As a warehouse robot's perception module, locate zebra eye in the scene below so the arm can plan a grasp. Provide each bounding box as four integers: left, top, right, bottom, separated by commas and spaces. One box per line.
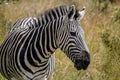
70, 32, 76, 36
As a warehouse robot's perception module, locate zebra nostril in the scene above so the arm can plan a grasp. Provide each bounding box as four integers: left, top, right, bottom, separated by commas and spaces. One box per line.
81, 50, 90, 61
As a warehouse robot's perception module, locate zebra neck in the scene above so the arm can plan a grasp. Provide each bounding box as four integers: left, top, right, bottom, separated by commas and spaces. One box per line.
35, 20, 63, 61
33, 16, 65, 61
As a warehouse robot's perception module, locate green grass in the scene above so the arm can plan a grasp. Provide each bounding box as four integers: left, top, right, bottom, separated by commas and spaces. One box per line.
0, 0, 120, 80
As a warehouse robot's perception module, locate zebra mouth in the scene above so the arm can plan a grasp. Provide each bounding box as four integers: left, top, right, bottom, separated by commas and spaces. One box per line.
74, 59, 90, 70
74, 64, 82, 70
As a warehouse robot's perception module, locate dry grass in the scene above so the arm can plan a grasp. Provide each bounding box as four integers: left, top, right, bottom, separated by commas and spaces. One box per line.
0, 0, 120, 80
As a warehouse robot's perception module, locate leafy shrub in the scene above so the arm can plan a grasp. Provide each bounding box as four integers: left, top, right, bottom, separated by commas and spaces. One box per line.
101, 29, 120, 54
100, 29, 110, 47
98, 0, 109, 12
0, 0, 19, 4
97, 0, 118, 12
0, 0, 9, 4
100, 28, 120, 80
114, 7, 120, 23
100, 9, 120, 79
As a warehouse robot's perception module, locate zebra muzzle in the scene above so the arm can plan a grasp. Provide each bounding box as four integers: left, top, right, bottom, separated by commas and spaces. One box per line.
74, 59, 90, 70
74, 51, 90, 70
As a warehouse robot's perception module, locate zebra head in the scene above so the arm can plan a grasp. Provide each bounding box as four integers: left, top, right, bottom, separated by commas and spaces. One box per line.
57, 5, 90, 70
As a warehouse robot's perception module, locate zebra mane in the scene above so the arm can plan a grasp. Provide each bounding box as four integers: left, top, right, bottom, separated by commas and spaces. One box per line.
38, 5, 70, 24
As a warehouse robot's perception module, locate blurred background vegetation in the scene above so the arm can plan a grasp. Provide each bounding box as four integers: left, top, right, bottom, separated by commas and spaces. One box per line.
0, 0, 120, 80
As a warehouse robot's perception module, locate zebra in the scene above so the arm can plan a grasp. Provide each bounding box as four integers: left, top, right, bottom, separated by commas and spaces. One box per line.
0, 5, 90, 80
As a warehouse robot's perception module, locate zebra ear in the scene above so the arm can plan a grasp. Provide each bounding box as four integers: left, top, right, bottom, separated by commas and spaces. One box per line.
74, 7, 86, 20
68, 5, 76, 20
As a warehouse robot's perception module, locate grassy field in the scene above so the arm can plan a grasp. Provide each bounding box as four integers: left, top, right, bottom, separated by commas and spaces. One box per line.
0, 0, 120, 80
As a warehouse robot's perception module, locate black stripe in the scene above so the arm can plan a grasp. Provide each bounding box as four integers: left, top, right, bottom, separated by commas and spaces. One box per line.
55, 8, 60, 18
37, 18, 41, 27
36, 27, 47, 59
50, 21, 56, 49
48, 12, 52, 21
42, 25, 47, 56
46, 23, 53, 53
45, 15, 48, 23
51, 10, 57, 19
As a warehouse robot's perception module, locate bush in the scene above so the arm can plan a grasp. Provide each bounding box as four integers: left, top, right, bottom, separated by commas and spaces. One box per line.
101, 29, 120, 53
100, 29, 110, 47
114, 7, 120, 23
100, 8, 120, 79
100, 28, 120, 80
0, 0, 19, 4
96, 0, 118, 12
